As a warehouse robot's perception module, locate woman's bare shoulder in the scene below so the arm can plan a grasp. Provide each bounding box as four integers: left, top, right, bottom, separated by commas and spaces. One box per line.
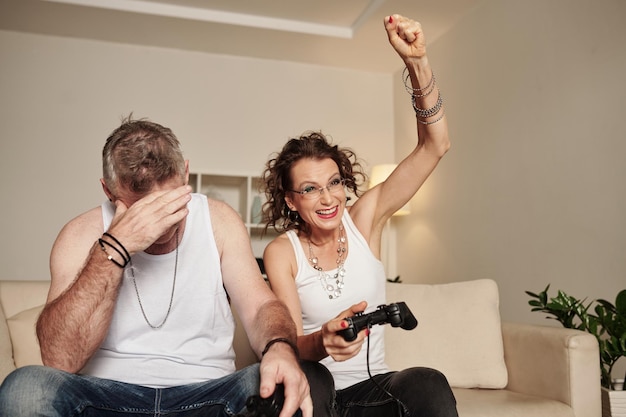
264, 231, 292, 255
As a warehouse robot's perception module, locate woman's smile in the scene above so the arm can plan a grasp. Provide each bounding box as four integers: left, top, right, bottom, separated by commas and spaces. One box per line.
315, 205, 340, 219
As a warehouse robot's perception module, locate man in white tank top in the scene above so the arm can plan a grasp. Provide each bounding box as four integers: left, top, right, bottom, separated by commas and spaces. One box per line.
0, 117, 336, 417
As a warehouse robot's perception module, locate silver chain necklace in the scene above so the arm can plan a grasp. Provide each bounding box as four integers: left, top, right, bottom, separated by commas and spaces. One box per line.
128, 229, 179, 329
307, 223, 347, 299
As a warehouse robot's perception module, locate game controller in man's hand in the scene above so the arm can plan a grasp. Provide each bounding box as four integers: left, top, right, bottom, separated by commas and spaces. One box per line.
235, 384, 285, 417
338, 302, 418, 342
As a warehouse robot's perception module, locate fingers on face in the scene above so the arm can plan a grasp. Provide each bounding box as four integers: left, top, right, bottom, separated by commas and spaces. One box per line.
142, 186, 190, 216
139, 184, 191, 203
165, 193, 191, 217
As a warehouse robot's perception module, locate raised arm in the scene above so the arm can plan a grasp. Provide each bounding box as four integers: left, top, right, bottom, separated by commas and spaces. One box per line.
351, 14, 450, 246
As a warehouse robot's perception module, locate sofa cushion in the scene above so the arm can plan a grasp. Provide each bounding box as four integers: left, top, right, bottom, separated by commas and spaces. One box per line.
385, 279, 508, 389
451, 387, 575, 417
6, 305, 44, 367
0, 305, 16, 381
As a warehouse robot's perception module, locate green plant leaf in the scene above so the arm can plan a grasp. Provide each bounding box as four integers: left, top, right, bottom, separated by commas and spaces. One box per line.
616, 289, 626, 316
526, 284, 626, 388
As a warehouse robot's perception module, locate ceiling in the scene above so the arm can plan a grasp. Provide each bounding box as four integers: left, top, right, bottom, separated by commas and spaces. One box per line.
0, 0, 481, 73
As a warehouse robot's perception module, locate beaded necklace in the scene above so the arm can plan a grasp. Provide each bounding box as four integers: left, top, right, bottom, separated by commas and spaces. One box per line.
307, 223, 347, 299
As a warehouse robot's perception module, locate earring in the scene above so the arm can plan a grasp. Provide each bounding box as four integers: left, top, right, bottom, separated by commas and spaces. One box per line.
286, 209, 300, 225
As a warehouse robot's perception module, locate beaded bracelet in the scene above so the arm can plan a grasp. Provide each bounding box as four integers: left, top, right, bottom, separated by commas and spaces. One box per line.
261, 337, 299, 358
411, 90, 443, 119
417, 110, 446, 125
98, 238, 129, 268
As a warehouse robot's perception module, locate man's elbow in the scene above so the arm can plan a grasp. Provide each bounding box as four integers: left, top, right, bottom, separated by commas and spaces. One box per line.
40, 352, 83, 374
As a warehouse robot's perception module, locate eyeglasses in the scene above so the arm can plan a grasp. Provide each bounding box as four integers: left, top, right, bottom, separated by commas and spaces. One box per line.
290, 177, 345, 200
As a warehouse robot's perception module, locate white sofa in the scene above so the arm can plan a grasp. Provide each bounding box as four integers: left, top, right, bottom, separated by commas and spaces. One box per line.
0, 279, 601, 417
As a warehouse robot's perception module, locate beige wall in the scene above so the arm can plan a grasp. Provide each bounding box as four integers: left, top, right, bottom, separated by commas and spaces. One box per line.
0, 30, 394, 281
395, 0, 626, 336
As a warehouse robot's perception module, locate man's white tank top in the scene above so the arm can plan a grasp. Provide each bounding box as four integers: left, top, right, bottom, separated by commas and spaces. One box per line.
286, 210, 389, 390
81, 193, 236, 388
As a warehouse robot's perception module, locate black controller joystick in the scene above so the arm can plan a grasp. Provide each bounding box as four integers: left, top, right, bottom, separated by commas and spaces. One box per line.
235, 384, 285, 417
338, 302, 418, 342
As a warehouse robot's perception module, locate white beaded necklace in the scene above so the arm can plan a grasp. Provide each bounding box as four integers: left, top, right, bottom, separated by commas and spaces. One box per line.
307, 223, 347, 299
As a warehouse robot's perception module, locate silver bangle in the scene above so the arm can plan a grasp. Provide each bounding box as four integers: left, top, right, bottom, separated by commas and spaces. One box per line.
417, 110, 446, 125
412, 90, 443, 119
403, 67, 436, 98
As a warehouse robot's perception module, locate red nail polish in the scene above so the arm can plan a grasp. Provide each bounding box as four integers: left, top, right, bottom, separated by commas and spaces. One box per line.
341, 320, 347, 329
389, 16, 393, 24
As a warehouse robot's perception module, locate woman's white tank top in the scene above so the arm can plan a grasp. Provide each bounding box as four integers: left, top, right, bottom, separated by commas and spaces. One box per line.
287, 210, 389, 390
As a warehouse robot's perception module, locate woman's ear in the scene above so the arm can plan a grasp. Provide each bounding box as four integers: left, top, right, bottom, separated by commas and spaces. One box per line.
284, 195, 296, 211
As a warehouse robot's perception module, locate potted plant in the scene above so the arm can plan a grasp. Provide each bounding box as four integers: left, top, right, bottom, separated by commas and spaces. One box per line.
526, 286, 626, 417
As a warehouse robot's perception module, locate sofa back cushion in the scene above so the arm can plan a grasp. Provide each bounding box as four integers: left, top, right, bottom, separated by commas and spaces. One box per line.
0, 303, 16, 382
384, 279, 508, 389
0, 280, 49, 383
7, 305, 44, 367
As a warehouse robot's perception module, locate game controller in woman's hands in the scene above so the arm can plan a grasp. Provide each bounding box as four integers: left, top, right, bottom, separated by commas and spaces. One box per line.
338, 302, 418, 342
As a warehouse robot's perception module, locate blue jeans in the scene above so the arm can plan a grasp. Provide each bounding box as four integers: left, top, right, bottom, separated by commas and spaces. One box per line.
0, 362, 336, 417
335, 368, 458, 417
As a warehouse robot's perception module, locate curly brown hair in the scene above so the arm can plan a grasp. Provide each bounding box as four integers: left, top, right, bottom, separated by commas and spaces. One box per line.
260, 131, 366, 235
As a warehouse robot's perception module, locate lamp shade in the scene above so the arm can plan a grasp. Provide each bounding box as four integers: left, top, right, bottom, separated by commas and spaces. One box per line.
369, 164, 411, 216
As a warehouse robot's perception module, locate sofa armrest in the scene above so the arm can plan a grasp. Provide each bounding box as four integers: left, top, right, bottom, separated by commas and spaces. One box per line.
502, 321, 601, 417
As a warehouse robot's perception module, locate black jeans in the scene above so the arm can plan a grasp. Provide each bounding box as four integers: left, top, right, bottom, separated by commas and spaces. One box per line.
300, 360, 339, 417
335, 367, 458, 417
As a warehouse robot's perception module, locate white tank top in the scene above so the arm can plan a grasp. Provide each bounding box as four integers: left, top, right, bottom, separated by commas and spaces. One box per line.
81, 193, 236, 388
287, 210, 389, 390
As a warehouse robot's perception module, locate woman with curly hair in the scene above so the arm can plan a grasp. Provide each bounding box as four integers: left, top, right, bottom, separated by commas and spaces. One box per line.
260, 14, 457, 417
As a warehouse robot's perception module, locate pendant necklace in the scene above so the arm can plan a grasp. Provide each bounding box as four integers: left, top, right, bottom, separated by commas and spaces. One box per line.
128, 229, 179, 329
307, 223, 347, 299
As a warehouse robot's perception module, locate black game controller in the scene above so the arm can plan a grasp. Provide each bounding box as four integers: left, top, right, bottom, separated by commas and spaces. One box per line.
235, 384, 285, 417
338, 302, 418, 342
